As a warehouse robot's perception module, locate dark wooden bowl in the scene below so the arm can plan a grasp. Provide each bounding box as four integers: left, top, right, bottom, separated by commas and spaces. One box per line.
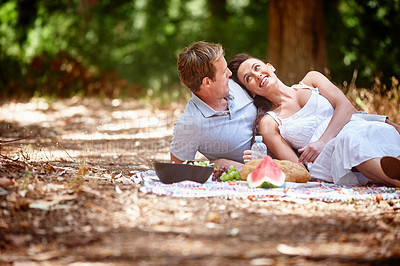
154, 162, 214, 184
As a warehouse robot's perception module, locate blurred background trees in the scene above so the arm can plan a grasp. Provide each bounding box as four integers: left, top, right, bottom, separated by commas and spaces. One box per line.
268, 0, 328, 84
0, 0, 399, 99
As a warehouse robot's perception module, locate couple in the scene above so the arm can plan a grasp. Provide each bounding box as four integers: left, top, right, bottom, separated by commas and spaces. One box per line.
170, 41, 400, 186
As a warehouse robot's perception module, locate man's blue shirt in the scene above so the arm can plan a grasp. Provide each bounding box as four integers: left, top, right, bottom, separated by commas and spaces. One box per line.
170, 79, 257, 163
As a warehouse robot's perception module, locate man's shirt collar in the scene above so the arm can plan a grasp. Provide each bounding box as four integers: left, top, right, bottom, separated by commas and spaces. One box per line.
191, 93, 234, 118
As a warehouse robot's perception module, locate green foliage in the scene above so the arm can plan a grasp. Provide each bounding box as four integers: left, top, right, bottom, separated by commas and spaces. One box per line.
325, 0, 400, 89
1, 0, 400, 98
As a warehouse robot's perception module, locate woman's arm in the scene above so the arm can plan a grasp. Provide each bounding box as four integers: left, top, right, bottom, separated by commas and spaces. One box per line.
258, 115, 306, 168
298, 71, 356, 163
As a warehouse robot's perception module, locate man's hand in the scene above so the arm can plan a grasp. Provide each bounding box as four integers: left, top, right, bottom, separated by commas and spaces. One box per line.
298, 140, 326, 164
212, 158, 244, 171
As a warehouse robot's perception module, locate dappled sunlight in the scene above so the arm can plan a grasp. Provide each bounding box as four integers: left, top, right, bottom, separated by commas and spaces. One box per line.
1, 97, 400, 264
60, 130, 172, 141
0, 98, 89, 127
0, 98, 182, 165
0, 102, 50, 126
2, 0, 400, 263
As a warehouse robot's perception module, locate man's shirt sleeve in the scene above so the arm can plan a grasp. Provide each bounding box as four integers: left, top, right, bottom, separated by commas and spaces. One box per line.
170, 111, 199, 161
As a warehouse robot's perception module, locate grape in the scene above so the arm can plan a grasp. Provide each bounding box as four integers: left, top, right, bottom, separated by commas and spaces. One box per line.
212, 165, 241, 182
212, 166, 228, 181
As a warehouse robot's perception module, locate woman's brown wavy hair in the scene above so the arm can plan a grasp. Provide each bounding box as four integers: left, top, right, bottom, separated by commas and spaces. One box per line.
228, 54, 273, 141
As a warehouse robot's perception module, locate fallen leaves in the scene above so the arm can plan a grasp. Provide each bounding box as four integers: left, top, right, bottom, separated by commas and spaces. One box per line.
277, 243, 312, 256
84, 202, 114, 216
207, 212, 221, 223
29, 194, 77, 211
0, 177, 13, 187
1, 98, 400, 264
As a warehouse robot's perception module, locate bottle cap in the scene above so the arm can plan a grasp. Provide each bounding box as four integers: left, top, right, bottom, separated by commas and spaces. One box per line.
255, 135, 263, 142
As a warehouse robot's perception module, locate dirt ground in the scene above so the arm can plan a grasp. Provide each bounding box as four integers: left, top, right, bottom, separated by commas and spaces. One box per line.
1, 97, 400, 265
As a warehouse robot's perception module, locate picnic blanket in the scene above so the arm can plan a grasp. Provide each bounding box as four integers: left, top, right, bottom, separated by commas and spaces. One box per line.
134, 170, 400, 202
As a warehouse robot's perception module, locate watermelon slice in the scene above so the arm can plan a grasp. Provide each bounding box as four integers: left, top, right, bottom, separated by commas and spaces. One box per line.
247, 155, 286, 188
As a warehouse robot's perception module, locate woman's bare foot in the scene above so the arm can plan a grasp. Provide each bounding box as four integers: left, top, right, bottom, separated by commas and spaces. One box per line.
380, 156, 400, 180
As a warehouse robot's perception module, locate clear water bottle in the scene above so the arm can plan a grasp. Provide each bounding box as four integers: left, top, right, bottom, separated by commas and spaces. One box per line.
251, 135, 267, 160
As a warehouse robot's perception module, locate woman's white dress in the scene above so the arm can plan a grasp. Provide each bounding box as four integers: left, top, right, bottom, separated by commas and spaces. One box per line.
267, 84, 400, 185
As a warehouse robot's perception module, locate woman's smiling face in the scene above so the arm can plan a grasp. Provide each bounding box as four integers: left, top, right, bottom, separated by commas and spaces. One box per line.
237, 58, 277, 97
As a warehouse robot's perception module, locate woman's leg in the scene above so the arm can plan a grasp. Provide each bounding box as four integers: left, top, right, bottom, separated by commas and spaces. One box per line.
356, 158, 400, 186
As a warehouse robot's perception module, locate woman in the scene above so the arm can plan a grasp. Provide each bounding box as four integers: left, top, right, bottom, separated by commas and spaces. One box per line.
228, 54, 400, 186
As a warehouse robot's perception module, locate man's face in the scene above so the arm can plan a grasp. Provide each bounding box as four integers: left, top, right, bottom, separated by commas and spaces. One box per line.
210, 57, 232, 98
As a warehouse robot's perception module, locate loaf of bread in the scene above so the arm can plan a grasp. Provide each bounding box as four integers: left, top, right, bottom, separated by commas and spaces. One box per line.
240, 159, 310, 183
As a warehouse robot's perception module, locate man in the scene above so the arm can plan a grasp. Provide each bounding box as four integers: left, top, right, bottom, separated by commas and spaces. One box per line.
171, 41, 400, 170
170, 41, 256, 169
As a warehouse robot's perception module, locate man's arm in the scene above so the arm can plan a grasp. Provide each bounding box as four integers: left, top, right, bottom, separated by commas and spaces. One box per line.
386, 118, 400, 133
353, 112, 400, 134
170, 152, 184, 163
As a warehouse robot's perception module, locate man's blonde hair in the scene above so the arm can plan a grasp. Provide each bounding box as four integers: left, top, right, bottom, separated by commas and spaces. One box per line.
177, 41, 224, 92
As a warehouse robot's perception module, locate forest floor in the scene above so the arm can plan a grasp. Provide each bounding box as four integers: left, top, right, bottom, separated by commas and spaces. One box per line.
1, 97, 400, 265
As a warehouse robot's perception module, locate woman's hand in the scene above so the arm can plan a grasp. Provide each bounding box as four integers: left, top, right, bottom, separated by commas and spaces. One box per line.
298, 140, 326, 164
243, 150, 252, 163
301, 71, 355, 152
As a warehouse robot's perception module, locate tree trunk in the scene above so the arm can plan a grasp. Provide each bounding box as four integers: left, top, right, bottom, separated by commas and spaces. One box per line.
207, 0, 228, 43
268, 0, 328, 84
209, 0, 228, 21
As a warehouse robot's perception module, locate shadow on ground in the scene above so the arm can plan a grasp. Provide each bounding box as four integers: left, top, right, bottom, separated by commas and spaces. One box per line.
1, 98, 400, 265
